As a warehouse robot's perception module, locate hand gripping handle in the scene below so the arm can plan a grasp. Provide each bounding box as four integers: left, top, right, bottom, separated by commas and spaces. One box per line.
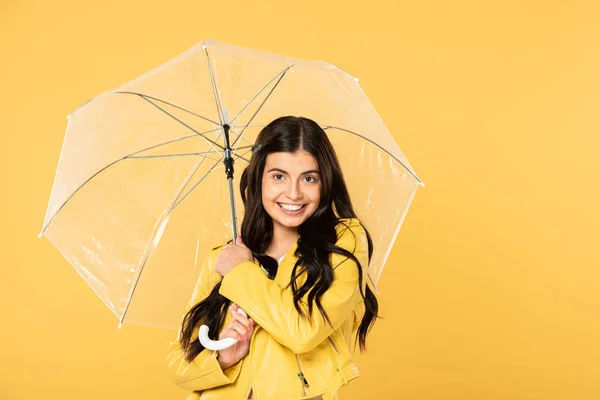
198, 308, 248, 351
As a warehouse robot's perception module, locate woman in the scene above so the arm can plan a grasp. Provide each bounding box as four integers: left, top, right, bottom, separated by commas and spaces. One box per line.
166, 116, 379, 400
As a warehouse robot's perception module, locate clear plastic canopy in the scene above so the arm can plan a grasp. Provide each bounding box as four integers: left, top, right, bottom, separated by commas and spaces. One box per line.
40, 40, 424, 329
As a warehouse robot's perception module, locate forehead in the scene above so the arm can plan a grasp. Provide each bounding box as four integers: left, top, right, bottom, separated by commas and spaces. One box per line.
264, 150, 319, 172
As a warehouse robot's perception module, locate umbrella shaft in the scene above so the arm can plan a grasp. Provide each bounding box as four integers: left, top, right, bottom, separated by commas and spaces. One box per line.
224, 149, 234, 179
227, 176, 238, 243
223, 124, 234, 179
222, 123, 237, 241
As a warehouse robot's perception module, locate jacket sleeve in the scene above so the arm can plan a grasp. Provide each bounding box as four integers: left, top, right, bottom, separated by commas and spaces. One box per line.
219, 219, 369, 354
166, 249, 243, 391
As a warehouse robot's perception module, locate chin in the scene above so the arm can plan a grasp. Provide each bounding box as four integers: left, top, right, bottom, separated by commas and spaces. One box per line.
278, 219, 304, 228
271, 216, 304, 229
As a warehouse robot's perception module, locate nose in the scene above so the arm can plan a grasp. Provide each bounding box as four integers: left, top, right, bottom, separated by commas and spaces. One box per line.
286, 180, 302, 201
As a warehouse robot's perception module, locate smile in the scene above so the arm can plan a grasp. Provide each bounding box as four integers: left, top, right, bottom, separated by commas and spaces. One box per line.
278, 203, 306, 211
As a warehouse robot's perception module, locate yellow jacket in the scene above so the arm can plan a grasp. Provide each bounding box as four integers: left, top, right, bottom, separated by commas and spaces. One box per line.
166, 218, 369, 400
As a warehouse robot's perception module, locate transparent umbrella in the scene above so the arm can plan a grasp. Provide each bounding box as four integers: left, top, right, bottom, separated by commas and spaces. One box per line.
39, 40, 424, 333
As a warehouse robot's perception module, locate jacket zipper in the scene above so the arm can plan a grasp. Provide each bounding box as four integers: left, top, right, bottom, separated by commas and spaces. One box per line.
328, 336, 340, 354
295, 354, 310, 396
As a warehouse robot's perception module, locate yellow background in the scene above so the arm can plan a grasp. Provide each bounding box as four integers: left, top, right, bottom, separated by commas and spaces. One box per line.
2, 0, 599, 399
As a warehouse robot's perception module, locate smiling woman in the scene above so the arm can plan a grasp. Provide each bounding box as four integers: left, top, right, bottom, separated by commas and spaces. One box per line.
166, 116, 379, 400
262, 151, 322, 245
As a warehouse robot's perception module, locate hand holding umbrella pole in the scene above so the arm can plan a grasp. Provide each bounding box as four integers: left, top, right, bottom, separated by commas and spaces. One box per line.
198, 118, 249, 351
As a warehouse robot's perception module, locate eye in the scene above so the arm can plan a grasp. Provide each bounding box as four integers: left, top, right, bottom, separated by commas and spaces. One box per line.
303, 175, 318, 183
273, 173, 285, 181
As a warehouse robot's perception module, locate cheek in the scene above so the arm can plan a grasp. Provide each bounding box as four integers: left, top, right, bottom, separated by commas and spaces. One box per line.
261, 181, 278, 201
308, 184, 322, 203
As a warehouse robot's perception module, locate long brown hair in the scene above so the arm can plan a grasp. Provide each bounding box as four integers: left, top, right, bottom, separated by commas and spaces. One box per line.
179, 116, 379, 361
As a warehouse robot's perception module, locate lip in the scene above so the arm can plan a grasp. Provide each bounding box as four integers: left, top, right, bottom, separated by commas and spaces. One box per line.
277, 203, 306, 215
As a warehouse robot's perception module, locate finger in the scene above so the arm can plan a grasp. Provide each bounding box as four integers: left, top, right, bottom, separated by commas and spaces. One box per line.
222, 322, 248, 341
229, 306, 246, 325
230, 303, 239, 312
229, 321, 248, 340
231, 311, 251, 329
236, 236, 248, 249
219, 327, 241, 341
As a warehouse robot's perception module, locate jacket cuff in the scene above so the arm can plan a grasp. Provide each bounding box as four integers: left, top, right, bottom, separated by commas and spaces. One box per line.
219, 261, 266, 307
181, 349, 243, 388
220, 353, 244, 382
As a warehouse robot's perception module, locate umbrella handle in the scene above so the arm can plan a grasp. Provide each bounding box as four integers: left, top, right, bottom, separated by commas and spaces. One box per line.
198, 308, 248, 351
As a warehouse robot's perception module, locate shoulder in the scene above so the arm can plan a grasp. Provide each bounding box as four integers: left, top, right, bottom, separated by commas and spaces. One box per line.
336, 217, 366, 235
187, 244, 228, 307
200, 243, 227, 274
334, 218, 368, 253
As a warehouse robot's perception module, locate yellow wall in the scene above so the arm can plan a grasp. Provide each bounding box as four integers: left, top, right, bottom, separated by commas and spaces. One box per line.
2, 0, 599, 399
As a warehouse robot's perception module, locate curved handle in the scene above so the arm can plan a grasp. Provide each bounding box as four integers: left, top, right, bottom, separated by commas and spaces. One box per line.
198, 308, 248, 351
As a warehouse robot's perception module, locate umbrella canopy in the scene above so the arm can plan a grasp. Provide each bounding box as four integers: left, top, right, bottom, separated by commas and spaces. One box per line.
40, 40, 424, 329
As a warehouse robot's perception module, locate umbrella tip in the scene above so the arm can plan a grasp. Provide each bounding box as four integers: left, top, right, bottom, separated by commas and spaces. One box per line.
37, 225, 47, 238
118, 322, 123, 330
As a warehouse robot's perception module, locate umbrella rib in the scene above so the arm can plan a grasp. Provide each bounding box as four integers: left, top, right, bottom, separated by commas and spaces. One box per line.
229, 126, 255, 150
114, 91, 220, 126
233, 154, 250, 164
231, 65, 294, 150
39, 141, 223, 235
227, 127, 251, 163
168, 131, 226, 209
127, 152, 222, 161
144, 94, 225, 155
232, 124, 268, 129
229, 65, 294, 126
40, 158, 123, 234
171, 156, 224, 210
370, 184, 419, 294
323, 126, 423, 185
127, 129, 221, 158
367, 274, 379, 295
233, 147, 252, 163
119, 153, 215, 327
204, 48, 225, 125
136, 95, 226, 153
170, 150, 222, 208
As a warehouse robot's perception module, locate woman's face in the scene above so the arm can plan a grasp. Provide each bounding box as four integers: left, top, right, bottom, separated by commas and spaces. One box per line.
261, 150, 322, 231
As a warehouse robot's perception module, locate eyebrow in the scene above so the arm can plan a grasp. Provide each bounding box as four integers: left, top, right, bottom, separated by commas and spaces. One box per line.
267, 168, 320, 175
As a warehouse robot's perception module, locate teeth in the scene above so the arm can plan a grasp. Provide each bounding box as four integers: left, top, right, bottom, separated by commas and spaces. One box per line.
280, 204, 303, 211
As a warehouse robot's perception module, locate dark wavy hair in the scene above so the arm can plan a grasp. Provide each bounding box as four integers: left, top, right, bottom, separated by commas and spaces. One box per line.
179, 116, 379, 362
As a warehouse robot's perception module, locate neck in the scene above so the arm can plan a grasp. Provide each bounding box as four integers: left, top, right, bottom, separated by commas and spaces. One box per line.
267, 222, 299, 258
